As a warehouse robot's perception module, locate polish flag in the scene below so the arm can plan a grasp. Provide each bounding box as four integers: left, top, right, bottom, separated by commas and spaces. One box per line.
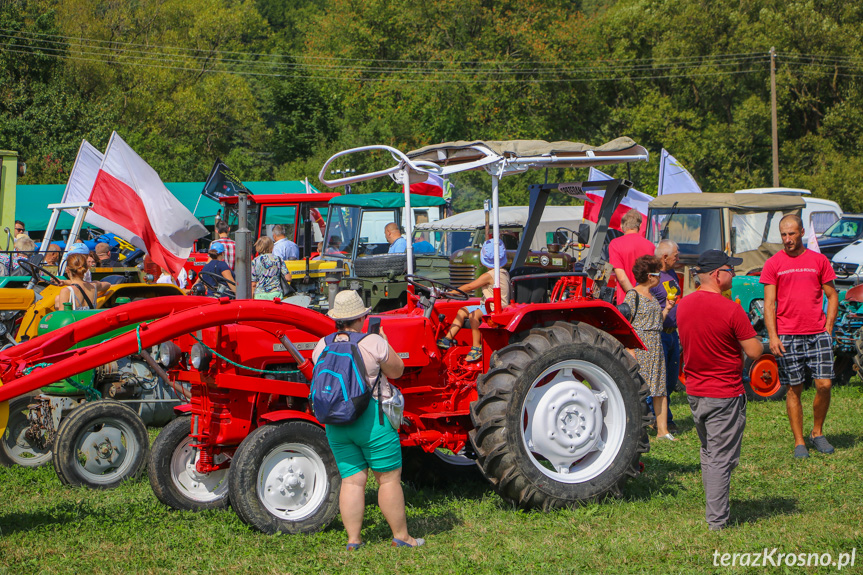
409, 172, 445, 197
582, 167, 653, 235
88, 132, 207, 275
807, 218, 821, 254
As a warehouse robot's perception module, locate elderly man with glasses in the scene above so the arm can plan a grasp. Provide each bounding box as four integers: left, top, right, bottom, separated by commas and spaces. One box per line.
677, 250, 763, 531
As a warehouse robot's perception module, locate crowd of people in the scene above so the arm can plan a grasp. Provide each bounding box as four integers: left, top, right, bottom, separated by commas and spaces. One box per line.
608, 209, 839, 531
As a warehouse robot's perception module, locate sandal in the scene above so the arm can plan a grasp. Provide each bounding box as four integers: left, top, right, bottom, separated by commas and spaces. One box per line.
346, 542, 365, 551
655, 433, 677, 441
392, 537, 425, 548
465, 346, 482, 362
436, 337, 453, 350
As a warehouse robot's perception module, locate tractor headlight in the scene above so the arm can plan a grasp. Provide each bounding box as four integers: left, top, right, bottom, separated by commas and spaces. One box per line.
158, 341, 182, 368
190, 343, 213, 371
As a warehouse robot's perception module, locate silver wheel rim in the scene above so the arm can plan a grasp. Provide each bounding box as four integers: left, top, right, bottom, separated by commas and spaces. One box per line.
2, 403, 51, 466
258, 442, 329, 521
520, 360, 626, 484
170, 436, 229, 503
72, 417, 141, 484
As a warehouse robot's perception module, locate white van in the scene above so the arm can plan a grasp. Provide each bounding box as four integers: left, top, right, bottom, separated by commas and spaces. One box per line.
735, 188, 841, 241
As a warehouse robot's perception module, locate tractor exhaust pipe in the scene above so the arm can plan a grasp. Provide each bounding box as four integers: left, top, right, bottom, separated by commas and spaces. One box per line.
276, 331, 313, 381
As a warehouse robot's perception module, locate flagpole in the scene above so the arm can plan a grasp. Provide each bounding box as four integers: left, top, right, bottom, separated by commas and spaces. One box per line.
192, 193, 203, 217
658, 149, 667, 196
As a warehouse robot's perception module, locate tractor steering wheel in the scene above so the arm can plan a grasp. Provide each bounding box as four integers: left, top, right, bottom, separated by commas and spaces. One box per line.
19, 260, 63, 286
404, 274, 469, 301
199, 271, 236, 298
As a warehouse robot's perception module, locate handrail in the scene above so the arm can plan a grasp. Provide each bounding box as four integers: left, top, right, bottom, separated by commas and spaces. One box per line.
318, 145, 443, 188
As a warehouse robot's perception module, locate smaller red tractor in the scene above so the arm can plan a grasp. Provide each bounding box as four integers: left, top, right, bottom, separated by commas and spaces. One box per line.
0, 139, 652, 535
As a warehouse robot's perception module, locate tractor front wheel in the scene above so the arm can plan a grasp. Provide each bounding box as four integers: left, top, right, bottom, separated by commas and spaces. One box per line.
470, 322, 649, 509
52, 400, 149, 489
148, 416, 230, 511
229, 421, 340, 534
0, 394, 51, 468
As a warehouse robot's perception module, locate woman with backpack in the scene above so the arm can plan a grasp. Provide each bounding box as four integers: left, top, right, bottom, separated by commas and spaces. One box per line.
251, 236, 292, 300
311, 290, 424, 550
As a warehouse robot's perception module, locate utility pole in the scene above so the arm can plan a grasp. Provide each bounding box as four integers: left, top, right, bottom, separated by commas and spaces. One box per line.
770, 47, 779, 187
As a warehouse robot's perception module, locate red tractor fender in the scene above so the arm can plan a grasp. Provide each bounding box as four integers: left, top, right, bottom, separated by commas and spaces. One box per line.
0, 298, 336, 404
259, 409, 322, 427
173, 404, 193, 415
486, 300, 645, 350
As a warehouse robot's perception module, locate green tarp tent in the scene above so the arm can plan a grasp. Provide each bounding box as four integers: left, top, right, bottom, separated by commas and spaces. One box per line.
17, 180, 321, 231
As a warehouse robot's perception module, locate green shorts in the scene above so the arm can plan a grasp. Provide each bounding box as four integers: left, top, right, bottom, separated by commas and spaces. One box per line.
325, 400, 402, 478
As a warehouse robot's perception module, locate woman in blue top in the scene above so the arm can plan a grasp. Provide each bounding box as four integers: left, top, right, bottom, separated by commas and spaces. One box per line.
192, 242, 235, 296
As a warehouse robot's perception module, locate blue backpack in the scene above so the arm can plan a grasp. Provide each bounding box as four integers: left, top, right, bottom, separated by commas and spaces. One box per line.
310, 332, 377, 424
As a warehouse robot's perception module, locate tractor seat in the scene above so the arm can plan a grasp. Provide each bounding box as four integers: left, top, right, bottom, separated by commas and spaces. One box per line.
509, 266, 549, 304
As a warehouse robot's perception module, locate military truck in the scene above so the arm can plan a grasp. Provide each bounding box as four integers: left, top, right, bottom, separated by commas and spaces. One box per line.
320, 192, 447, 311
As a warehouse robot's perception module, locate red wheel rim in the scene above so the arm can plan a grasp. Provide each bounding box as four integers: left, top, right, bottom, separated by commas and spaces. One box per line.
749, 354, 780, 396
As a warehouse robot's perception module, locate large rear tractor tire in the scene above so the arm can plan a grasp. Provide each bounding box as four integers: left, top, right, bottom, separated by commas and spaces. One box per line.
743, 343, 787, 402
229, 421, 340, 534
148, 416, 230, 511
52, 399, 149, 489
470, 322, 649, 509
0, 394, 51, 468
353, 254, 407, 278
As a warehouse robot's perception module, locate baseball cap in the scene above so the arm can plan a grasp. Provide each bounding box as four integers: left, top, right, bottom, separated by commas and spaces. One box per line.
210, 241, 226, 254
67, 242, 90, 256
695, 249, 743, 273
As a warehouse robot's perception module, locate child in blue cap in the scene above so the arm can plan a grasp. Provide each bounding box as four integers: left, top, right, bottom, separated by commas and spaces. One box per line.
436, 239, 510, 362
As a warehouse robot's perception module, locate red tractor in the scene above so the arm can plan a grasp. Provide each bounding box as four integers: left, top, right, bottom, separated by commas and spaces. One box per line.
0, 138, 651, 535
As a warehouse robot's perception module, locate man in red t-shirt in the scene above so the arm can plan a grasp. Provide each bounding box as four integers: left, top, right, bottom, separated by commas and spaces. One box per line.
609, 209, 655, 304
761, 214, 839, 458
678, 250, 762, 531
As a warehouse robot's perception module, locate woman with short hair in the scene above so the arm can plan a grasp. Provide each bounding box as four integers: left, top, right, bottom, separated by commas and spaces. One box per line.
251, 236, 292, 300
625, 254, 678, 441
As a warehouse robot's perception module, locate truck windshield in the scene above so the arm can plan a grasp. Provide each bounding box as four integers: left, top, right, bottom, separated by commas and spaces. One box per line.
412, 230, 473, 257
822, 218, 862, 239
647, 208, 722, 256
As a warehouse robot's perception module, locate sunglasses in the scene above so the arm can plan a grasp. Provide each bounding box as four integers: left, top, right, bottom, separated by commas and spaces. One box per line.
716, 267, 735, 275
647, 272, 661, 277
14, 228, 24, 232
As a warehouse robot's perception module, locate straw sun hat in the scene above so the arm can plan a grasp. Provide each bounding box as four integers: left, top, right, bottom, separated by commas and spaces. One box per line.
327, 290, 372, 322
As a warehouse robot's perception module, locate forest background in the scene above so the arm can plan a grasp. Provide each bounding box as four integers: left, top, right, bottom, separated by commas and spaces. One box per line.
2, 0, 862, 213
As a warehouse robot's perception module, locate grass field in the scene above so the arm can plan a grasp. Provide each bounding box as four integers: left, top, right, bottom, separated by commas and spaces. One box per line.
1, 383, 861, 575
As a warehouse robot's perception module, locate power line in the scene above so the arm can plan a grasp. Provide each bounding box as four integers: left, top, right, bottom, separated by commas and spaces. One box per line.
1, 45, 768, 83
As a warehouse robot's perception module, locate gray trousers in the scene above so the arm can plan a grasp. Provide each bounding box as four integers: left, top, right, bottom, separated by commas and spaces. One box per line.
687, 394, 747, 529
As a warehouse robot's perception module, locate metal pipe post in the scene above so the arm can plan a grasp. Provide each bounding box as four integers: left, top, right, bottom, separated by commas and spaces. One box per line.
235, 191, 252, 299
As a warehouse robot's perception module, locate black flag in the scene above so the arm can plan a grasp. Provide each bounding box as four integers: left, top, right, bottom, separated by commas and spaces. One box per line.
202, 159, 251, 201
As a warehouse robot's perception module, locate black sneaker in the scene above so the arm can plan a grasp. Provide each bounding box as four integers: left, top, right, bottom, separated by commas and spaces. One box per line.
809, 434, 835, 454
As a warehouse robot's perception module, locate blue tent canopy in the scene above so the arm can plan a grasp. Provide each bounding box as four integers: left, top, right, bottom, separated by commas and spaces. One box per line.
17, 180, 321, 231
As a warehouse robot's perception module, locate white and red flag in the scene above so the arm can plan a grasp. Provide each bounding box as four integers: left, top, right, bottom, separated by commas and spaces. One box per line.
582, 167, 653, 234
84, 132, 207, 274
410, 172, 445, 197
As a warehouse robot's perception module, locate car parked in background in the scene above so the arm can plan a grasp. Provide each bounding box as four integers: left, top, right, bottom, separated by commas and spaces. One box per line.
818, 215, 863, 259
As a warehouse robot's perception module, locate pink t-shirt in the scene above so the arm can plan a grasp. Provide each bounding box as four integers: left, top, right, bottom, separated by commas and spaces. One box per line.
609, 233, 656, 303
312, 332, 394, 398
760, 249, 836, 335
677, 290, 757, 398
